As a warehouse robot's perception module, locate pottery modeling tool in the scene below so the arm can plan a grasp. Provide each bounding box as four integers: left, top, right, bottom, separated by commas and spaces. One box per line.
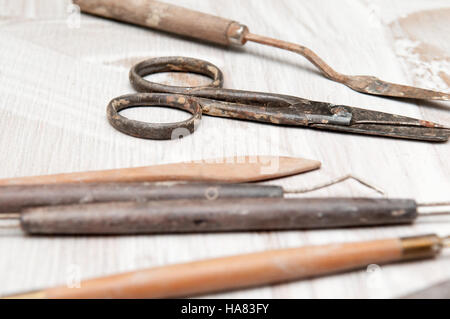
0, 182, 283, 213
1, 195, 449, 235
74, 0, 450, 101
0, 156, 320, 186
0, 173, 377, 213
5, 234, 449, 298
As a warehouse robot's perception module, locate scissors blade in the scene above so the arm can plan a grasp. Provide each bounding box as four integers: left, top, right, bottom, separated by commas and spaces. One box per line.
344, 76, 450, 101
200, 96, 449, 141
194, 91, 449, 142
311, 123, 449, 142
309, 105, 450, 142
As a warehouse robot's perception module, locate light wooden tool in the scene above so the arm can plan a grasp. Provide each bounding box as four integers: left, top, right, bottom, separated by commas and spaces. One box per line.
0, 156, 320, 186
6, 234, 448, 298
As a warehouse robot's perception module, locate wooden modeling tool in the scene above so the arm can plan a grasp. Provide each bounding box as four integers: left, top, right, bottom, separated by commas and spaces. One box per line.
74, 0, 450, 101
5, 234, 449, 298
0, 156, 320, 186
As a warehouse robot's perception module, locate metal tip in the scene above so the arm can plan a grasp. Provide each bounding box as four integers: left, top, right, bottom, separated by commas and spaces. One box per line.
245, 33, 450, 102
442, 236, 450, 248
419, 211, 450, 217
0, 213, 20, 220
418, 201, 450, 207
417, 201, 450, 217
284, 174, 384, 195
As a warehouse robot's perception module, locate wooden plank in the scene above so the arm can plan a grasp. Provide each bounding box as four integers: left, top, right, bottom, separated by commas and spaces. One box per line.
0, 0, 449, 298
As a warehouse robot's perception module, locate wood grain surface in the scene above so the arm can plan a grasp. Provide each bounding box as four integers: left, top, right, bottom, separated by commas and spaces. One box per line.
0, 0, 449, 298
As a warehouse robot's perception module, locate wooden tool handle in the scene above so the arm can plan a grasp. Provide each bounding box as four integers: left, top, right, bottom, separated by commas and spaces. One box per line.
7, 234, 441, 298
8, 237, 421, 298
73, 0, 248, 46
20, 198, 417, 235
0, 183, 283, 213
0, 156, 320, 186
46, 238, 404, 298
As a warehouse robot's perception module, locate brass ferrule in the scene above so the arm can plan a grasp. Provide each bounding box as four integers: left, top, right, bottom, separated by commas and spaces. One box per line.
400, 234, 443, 261
226, 22, 249, 46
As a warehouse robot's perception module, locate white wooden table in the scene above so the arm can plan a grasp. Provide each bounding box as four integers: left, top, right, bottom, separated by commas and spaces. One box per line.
0, 0, 449, 298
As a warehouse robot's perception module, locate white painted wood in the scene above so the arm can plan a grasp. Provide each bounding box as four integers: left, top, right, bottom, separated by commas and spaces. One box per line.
0, 0, 449, 298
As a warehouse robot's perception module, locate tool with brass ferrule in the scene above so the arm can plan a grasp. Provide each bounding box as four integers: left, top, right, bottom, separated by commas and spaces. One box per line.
74, 0, 450, 102
4, 234, 449, 298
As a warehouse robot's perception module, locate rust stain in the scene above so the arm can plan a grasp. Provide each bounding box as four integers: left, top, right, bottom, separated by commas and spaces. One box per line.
111, 98, 129, 108
419, 120, 438, 128
167, 72, 210, 87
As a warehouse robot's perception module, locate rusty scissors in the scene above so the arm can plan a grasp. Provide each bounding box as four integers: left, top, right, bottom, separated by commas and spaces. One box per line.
107, 57, 449, 142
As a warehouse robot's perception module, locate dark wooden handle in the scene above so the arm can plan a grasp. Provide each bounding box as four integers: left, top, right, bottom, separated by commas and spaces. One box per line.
21, 198, 418, 235
0, 183, 283, 213
73, 0, 248, 45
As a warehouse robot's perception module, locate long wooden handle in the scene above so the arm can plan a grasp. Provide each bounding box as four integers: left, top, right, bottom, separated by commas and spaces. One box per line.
8, 235, 441, 298
0, 156, 320, 186
0, 183, 283, 213
20, 198, 417, 235
73, 0, 248, 45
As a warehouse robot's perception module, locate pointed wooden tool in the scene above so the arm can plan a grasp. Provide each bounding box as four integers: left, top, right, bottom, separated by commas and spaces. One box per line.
0, 156, 320, 186
5, 234, 448, 299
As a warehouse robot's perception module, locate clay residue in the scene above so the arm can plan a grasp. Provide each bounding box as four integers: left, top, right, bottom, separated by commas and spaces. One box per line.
103, 56, 150, 69
145, 0, 169, 27
389, 8, 450, 91
159, 72, 212, 87
391, 8, 450, 59
103, 57, 212, 87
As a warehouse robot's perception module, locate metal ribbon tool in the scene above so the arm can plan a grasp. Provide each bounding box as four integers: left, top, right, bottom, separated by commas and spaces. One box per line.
107, 57, 449, 142
1, 182, 449, 235
75, 0, 450, 101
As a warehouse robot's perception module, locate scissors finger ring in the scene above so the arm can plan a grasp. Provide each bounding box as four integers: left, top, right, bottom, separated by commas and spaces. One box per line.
107, 57, 223, 140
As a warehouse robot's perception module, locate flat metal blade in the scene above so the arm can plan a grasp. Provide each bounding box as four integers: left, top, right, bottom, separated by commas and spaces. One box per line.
311, 105, 450, 142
